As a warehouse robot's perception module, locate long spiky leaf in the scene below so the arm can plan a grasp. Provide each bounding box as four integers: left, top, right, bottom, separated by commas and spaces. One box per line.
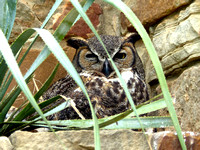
103, 0, 186, 149
0, 29, 52, 133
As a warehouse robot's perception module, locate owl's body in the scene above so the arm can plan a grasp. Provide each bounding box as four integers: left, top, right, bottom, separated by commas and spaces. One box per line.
42, 33, 149, 120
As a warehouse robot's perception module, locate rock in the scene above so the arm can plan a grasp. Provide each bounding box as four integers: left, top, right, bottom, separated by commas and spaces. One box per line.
150, 131, 200, 150
9, 130, 149, 150
147, 0, 200, 83
10, 0, 51, 43
155, 64, 200, 132
10, 0, 67, 43
121, 0, 193, 32
8, 130, 200, 149
97, 0, 122, 36
170, 64, 200, 132
53, 1, 102, 39
0, 136, 14, 150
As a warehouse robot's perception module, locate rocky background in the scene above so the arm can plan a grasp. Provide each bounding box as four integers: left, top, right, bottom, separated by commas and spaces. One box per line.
2, 0, 200, 149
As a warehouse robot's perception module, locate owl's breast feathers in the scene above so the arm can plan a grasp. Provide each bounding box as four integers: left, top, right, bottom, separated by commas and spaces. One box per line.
76, 68, 148, 118
43, 68, 148, 120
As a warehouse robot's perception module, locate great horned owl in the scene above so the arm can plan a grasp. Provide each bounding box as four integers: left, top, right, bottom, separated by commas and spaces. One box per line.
42, 33, 149, 120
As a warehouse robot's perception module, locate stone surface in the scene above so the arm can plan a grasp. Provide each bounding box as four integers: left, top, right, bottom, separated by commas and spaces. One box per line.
0, 136, 14, 150
121, 0, 192, 32
8, 130, 200, 150
9, 130, 149, 150
53, 1, 102, 38
155, 64, 200, 132
96, 0, 122, 36
151, 131, 200, 150
145, 0, 200, 83
10, 0, 53, 43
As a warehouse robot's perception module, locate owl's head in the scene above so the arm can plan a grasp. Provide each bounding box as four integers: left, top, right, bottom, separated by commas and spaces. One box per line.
67, 33, 145, 80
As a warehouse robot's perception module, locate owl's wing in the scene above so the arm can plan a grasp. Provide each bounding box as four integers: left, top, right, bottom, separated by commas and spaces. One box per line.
42, 75, 77, 101
33, 75, 78, 119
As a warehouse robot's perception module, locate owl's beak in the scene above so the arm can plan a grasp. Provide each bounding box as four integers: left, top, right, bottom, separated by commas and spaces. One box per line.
102, 59, 113, 77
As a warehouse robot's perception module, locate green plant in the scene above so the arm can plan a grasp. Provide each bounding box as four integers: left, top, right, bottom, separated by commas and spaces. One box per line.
0, 0, 186, 149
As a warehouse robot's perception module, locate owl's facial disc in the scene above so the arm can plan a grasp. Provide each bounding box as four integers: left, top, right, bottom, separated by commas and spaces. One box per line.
78, 48, 99, 70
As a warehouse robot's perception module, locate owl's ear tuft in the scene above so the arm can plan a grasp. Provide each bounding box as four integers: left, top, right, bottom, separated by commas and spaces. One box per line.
67, 37, 88, 49
123, 33, 141, 44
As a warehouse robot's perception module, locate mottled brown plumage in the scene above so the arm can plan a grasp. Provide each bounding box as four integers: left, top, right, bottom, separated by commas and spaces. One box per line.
42, 33, 149, 120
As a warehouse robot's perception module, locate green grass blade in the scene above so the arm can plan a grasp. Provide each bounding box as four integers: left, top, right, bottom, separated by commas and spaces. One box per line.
34, 63, 60, 100
30, 99, 68, 121
0, 74, 33, 124
13, 64, 60, 121
0, 0, 7, 33
0, 29, 35, 88
10, 29, 35, 56
1, 119, 38, 136
104, 0, 186, 149
0, 74, 13, 101
126, 98, 167, 118
0, 60, 8, 89
34, 97, 167, 128
5, 0, 17, 39
0, 0, 17, 39
17, 96, 61, 121
3, 116, 171, 130
0, 87, 21, 122
103, 117, 173, 129
27, 116, 172, 130
33, 28, 99, 149
1, 0, 61, 104
0, 29, 51, 131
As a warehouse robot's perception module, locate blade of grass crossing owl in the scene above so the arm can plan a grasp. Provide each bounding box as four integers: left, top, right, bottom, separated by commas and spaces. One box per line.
104, 0, 186, 149
70, 0, 145, 135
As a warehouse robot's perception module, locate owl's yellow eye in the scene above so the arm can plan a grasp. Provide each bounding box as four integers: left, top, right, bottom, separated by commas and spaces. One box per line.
114, 52, 127, 59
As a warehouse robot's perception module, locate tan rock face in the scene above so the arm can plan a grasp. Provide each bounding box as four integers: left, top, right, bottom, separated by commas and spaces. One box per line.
121, 0, 193, 32
0, 136, 14, 150
6, 130, 200, 150
9, 130, 149, 150
53, 1, 102, 39
10, 0, 56, 43
170, 65, 200, 132
144, 1, 200, 83
151, 131, 200, 150
155, 64, 200, 132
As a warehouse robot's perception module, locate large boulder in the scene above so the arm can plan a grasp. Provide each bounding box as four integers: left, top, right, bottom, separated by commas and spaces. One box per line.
146, 1, 200, 83
9, 130, 149, 150
155, 64, 200, 132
